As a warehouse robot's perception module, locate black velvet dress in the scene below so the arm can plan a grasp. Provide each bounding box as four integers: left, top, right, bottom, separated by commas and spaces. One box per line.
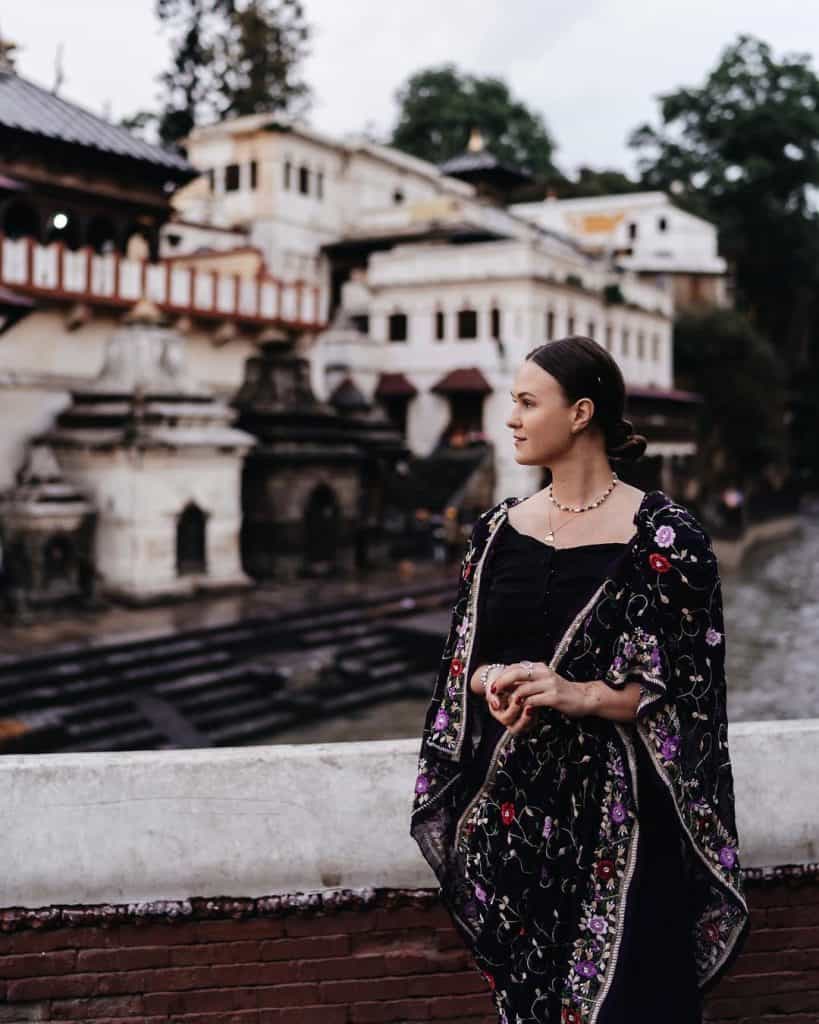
468, 519, 703, 1023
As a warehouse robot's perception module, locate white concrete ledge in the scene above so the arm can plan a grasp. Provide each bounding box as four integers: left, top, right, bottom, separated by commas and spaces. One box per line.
0, 721, 817, 909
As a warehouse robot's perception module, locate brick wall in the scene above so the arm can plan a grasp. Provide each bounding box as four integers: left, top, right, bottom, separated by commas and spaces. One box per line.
0, 872, 817, 1024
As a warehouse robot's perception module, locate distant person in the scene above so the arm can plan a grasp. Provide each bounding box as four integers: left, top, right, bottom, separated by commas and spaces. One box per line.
409, 336, 749, 1023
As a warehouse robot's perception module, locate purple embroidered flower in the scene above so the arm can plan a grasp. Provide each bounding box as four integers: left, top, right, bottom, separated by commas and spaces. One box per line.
474, 882, 487, 903
623, 641, 636, 659
588, 915, 608, 935
718, 845, 737, 869
705, 627, 722, 646
654, 525, 676, 548
433, 709, 450, 732
650, 646, 661, 669
457, 619, 469, 637
542, 815, 554, 839
609, 802, 627, 825
661, 735, 681, 760
415, 773, 430, 795
575, 960, 598, 979
613, 655, 625, 670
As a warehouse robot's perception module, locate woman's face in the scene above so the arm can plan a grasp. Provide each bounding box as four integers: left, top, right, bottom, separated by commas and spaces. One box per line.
506, 359, 592, 466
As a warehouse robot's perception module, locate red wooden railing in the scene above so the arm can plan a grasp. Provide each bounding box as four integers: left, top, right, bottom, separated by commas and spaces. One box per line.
0, 235, 327, 330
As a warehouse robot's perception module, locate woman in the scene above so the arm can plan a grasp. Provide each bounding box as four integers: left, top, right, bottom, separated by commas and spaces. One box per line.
410, 337, 749, 1023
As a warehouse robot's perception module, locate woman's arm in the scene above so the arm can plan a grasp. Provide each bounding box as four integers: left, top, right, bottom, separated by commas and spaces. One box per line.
489, 662, 642, 732
581, 679, 641, 722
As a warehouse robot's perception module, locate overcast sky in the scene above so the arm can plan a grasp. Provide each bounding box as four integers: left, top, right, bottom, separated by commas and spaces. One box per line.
3, 1, 818, 175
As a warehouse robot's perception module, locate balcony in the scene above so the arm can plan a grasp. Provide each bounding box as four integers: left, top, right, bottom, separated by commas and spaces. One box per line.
0, 234, 327, 331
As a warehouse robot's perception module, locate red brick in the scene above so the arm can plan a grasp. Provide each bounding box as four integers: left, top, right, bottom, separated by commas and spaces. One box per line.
350, 928, 434, 955
194, 919, 286, 943
164, 1013, 262, 1024
264, 1005, 348, 1024
435, 927, 468, 951
429, 993, 494, 1019
260, 935, 350, 961
254, 982, 321, 1008
0, 949, 76, 978
207, 960, 295, 987
766, 906, 819, 929
349, 997, 431, 1021
383, 948, 473, 976
49, 995, 145, 1018
406, 971, 484, 997
284, 913, 374, 938
743, 925, 819, 952
750, 884, 819, 908
171, 940, 263, 966
7, 972, 96, 1000
296, 954, 387, 982
372, 907, 452, 932
319, 976, 410, 1004
77, 946, 169, 971
47, 1018, 168, 1024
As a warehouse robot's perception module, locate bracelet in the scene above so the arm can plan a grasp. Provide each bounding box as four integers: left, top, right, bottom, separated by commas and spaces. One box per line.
479, 662, 506, 693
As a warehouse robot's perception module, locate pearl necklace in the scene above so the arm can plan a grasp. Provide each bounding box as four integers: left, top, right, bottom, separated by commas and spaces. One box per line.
544, 472, 619, 544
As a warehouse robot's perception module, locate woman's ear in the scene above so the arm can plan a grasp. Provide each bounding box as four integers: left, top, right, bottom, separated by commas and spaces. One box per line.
571, 397, 595, 432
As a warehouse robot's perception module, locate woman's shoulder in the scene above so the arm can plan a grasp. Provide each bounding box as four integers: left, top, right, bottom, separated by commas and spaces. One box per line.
636, 489, 712, 549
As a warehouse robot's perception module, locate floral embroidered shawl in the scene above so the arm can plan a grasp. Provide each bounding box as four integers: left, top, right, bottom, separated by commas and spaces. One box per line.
409, 489, 750, 1023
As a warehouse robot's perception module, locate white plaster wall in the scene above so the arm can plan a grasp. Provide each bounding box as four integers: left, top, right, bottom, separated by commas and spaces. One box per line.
56, 448, 248, 599
0, 721, 815, 909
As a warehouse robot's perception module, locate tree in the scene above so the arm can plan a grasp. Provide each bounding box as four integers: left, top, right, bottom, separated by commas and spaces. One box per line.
629, 35, 819, 373
125, 0, 312, 148
558, 166, 643, 199
390, 65, 558, 178
673, 308, 789, 489
217, 0, 311, 120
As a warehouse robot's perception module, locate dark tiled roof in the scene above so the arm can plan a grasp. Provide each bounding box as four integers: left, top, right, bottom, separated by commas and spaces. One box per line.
375, 372, 418, 397
431, 367, 492, 394
440, 149, 532, 184
627, 384, 703, 403
0, 70, 195, 177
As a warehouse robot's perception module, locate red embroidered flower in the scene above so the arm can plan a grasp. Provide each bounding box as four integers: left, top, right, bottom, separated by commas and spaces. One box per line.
701, 921, 720, 943
450, 657, 464, 676
482, 970, 496, 990
649, 552, 671, 573
500, 801, 516, 826
462, 562, 474, 580
595, 858, 615, 881
562, 1008, 581, 1024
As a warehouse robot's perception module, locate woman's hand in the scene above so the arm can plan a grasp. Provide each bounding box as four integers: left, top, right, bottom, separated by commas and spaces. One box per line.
471, 663, 527, 731
490, 661, 591, 735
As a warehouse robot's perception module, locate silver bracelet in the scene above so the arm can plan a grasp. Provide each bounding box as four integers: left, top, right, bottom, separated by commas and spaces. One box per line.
479, 662, 506, 693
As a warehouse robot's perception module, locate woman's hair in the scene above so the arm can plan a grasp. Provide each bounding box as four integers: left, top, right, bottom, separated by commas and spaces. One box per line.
524, 335, 647, 462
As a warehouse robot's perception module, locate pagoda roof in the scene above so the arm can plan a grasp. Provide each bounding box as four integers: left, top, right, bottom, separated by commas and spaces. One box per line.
0, 69, 195, 180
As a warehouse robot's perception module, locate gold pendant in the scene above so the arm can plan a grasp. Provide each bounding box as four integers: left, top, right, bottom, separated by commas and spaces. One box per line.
544, 531, 555, 544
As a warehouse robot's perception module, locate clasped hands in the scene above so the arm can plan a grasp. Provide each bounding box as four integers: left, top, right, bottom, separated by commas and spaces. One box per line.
473, 660, 591, 735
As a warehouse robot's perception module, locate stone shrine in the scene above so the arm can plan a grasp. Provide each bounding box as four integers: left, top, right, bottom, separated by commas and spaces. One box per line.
42, 303, 254, 602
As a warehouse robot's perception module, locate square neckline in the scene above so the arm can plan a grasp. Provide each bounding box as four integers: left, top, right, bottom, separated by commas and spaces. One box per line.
504, 520, 635, 552
501, 488, 657, 552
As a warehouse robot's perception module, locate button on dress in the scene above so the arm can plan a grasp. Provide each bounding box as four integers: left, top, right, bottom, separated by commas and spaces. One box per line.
468, 518, 703, 1023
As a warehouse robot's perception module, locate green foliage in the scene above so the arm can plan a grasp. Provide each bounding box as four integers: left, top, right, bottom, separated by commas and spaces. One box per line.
139, 0, 312, 147
603, 283, 624, 305
674, 308, 789, 482
390, 64, 558, 177
217, 0, 311, 120
629, 34, 819, 358
559, 166, 643, 198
